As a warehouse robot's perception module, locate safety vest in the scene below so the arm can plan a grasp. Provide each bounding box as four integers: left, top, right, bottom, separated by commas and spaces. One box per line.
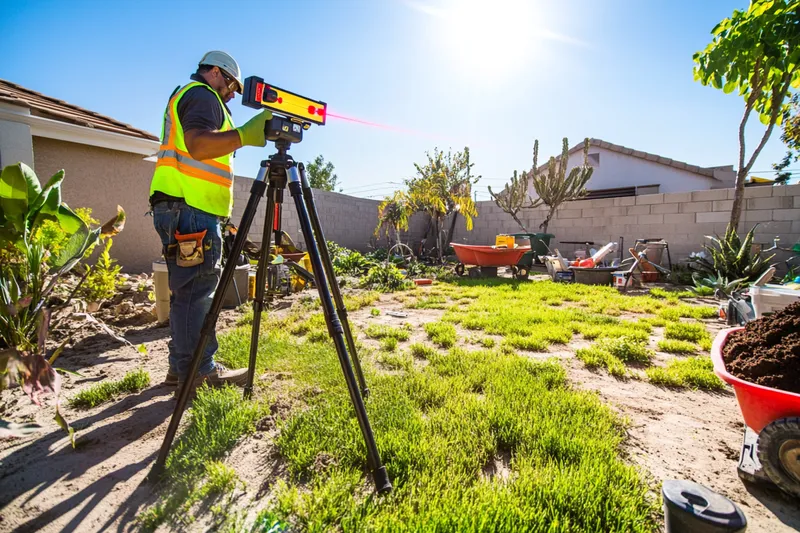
150, 82, 236, 217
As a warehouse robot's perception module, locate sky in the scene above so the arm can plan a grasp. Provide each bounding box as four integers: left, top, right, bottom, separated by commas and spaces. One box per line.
1, 0, 797, 200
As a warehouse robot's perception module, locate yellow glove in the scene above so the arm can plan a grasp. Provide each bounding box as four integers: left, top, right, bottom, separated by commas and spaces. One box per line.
236, 110, 273, 147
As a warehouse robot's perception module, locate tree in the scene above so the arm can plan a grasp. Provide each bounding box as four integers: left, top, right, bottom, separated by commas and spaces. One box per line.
693, 0, 800, 227
305, 155, 340, 192
488, 170, 531, 232
406, 147, 479, 263
774, 93, 800, 184
529, 138, 593, 233
375, 190, 413, 248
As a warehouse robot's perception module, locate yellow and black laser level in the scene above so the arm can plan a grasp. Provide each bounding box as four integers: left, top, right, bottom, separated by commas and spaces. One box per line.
242, 76, 327, 144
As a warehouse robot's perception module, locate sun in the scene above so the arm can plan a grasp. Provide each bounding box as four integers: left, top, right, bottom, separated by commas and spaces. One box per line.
422, 0, 542, 80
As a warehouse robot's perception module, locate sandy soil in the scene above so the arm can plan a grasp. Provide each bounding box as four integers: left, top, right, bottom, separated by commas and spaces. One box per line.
1, 290, 798, 532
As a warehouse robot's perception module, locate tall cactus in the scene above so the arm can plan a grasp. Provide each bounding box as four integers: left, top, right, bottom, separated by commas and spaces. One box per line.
488, 170, 530, 232
529, 138, 593, 233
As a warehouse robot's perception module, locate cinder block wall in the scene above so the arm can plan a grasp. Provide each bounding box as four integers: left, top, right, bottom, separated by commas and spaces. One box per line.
461, 184, 800, 264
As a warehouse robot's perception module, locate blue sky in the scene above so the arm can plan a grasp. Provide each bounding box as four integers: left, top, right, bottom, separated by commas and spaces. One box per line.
1, 0, 796, 198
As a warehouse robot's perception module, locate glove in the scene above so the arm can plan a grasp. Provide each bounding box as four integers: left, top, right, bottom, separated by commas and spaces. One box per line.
236, 109, 273, 147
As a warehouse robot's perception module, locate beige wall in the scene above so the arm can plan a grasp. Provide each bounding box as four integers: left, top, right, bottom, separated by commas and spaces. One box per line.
32, 137, 160, 273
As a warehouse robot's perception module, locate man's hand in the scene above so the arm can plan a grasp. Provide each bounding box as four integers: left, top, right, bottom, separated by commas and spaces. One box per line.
236, 110, 273, 147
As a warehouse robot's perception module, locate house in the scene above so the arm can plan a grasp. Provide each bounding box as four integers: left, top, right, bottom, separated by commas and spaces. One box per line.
0, 79, 161, 271
529, 138, 736, 199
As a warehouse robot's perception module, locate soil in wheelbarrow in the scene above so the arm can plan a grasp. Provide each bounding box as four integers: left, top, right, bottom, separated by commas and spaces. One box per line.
722, 301, 800, 393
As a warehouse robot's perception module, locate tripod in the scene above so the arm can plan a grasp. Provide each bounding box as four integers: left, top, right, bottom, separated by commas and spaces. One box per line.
150, 139, 392, 494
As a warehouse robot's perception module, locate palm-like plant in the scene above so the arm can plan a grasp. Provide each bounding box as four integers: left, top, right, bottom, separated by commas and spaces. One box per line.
375, 190, 413, 248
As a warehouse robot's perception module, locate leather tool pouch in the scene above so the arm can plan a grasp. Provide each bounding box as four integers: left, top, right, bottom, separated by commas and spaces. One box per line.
175, 230, 207, 267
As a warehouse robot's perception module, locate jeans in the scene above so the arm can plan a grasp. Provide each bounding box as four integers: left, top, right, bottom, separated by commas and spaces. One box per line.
153, 201, 222, 380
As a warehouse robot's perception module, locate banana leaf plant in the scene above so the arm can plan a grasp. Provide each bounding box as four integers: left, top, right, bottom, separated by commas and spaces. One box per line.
0, 163, 125, 442
692, 224, 774, 293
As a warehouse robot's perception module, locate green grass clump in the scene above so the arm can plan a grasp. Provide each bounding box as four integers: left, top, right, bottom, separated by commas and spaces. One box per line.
503, 334, 549, 352
407, 295, 448, 309
649, 288, 694, 300
365, 324, 411, 342
70, 369, 150, 409
657, 339, 697, 354
698, 337, 713, 352
646, 356, 724, 390
370, 307, 381, 316
343, 291, 381, 310
424, 322, 456, 348
479, 336, 496, 348
576, 336, 653, 377
408, 343, 437, 359
576, 345, 627, 377
377, 351, 413, 371
665, 322, 710, 343
380, 337, 399, 352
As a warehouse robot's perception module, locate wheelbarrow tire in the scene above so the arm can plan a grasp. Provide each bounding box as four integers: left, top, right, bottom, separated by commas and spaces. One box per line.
455, 263, 465, 277
757, 417, 800, 498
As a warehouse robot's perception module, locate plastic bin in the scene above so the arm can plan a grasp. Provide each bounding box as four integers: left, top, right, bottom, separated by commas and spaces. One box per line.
570, 266, 616, 285
662, 479, 746, 533
222, 264, 251, 309
152, 261, 170, 323
749, 284, 800, 318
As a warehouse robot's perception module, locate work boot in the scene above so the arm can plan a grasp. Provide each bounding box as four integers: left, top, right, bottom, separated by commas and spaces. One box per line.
176, 363, 249, 395
164, 370, 178, 386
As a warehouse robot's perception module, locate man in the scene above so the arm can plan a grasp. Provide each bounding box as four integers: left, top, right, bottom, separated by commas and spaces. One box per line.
149, 51, 271, 390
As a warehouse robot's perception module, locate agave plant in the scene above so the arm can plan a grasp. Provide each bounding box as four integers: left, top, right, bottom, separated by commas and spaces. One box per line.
692, 224, 774, 292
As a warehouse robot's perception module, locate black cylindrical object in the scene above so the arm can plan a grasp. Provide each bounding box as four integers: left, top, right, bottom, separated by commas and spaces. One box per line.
662, 479, 747, 533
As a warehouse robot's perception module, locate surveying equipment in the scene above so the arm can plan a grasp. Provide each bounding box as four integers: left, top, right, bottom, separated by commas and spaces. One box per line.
151, 77, 391, 494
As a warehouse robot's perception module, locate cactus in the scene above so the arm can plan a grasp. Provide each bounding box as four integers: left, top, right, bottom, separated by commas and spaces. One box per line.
488, 170, 531, 232
529, 138, 593, 233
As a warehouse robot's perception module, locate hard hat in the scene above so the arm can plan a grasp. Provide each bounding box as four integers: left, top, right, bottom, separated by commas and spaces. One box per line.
198, 50, 243, 94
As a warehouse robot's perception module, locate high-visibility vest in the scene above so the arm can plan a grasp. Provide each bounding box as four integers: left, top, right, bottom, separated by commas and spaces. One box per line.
150, 82, 236, 217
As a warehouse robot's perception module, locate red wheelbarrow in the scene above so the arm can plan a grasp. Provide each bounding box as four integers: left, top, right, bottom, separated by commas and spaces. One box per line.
451, 243, 530, 278
712, 327, 800, 497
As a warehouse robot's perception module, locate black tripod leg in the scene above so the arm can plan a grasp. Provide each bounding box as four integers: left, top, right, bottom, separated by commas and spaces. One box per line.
150, 162, 269, 480
244, 177, 277, 399
297, 163, 370, 398
287, 166, 391, 494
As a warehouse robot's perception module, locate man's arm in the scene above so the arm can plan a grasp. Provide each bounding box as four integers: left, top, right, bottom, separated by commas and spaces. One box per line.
185, 129, 242, 161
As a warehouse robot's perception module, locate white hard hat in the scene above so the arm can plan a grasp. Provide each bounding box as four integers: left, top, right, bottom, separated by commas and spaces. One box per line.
199, 50, 243, 94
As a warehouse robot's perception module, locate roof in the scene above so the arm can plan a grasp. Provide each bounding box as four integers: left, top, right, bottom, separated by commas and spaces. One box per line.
0, 78, 158, 142
538, 138, 728, 181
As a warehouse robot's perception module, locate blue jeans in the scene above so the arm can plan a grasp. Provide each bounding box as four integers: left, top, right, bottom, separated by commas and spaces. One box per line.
153, 201, 222, 380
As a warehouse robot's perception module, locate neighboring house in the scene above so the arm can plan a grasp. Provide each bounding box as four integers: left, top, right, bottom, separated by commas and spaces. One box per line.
0, 79, 161, 271
529, 138, 736, 199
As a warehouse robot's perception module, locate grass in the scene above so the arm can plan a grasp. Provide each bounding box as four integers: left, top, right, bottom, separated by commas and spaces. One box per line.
70, 369, 150, 409
665, 322, 711, 343
646, 356, 724, 390
370, 307, 381, 316
365, 324, 411, 342
380, 337, 399, 352
424, 321, 457, 348
408, 343, 438, 359
576, 336, 654, 377
657, 339, 697, 354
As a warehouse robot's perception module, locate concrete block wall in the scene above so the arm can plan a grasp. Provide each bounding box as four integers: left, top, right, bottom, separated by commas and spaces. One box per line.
460, 184, 800, 264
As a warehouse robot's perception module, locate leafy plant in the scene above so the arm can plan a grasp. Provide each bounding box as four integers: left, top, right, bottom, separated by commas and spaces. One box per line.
305, 155, 340, 192
81, 238, 122, 302
375, 190, 413, 248
693, 0, 800, 227
31, 207, 99, 266
360, 263, 412, 292
0, 162, 125, 440
692, 224, 774, 292
334, 250, 372, 277
646, 356, 724, 390
528, 138, 594, 233
774, 93, 800, 184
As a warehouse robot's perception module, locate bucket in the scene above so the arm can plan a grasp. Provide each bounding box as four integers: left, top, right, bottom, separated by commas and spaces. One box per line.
645, 242, 666, 265
222, 264, 251, 309
612, 271, 627, 288
152, 261, 170, 323
662, 479, 746, 533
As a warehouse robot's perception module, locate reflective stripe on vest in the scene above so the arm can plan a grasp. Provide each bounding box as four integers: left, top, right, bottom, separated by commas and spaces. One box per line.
150, 82, 236, 217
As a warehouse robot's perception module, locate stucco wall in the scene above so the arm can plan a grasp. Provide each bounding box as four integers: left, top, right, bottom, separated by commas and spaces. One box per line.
529, 147, 726, 196
0, 116, 34, 168
463, 184, 800, 266
32, 137, 160, 273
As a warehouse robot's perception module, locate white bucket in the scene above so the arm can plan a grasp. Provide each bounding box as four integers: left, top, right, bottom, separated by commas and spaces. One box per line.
152, 261, 170, 323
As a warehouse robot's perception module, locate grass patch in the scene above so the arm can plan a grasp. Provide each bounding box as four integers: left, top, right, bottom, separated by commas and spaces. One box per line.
649, 288, 694, 300
365, 324, 411, 342
576, 337, 653, 377
380, 337, 399, 352
343, 291, 381, 311
479, 336, 496, 348
407, 295, 448, 310
408, 343, 438, 359
377, 351, 413, 371
665, 322, 710, 343
424, 321, 456, 348
370, 307, 381, 316
657, 339, 697, 354
646, 356, 724, 390
70, 369, 150, 409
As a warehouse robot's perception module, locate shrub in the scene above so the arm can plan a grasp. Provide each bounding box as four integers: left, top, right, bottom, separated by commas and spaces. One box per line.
81, 238, 122, 302
361, 263, 413, 292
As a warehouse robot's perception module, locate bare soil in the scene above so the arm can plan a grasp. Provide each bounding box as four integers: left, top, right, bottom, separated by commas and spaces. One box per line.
1, 289, 799, 532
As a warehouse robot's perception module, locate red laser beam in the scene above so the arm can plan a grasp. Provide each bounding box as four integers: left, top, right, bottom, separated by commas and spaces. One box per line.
326, 110, 468, 145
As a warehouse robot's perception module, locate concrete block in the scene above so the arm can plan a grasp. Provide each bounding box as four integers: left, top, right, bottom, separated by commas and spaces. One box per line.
747, 196, 792, 210
637, 214, 664, 225
663, 192, 692, 203
692, 189, 728, 202
573, 218, 594, 227
636, 193, 664, 205
754, 221, 792, 234
783, 183, 800, 196
559, 209, 583, 219
584, 206, 625, 217
772, 208, 800, 221
590, 198, 615, 208
681, 201, 712, 213
664, 213, 696, 224
744, 187, 773, 198
614, 196, 636, 206
627, 205, 651, 215
712, 200, 734, 212
795, 196, 800, 209
651, 203, 680, 214
743, 210, 773, 222
696, 211, 730, 223
611, 215, 638, 226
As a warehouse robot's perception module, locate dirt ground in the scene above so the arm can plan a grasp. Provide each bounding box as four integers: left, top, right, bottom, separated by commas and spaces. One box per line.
1, 287, 799, 532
